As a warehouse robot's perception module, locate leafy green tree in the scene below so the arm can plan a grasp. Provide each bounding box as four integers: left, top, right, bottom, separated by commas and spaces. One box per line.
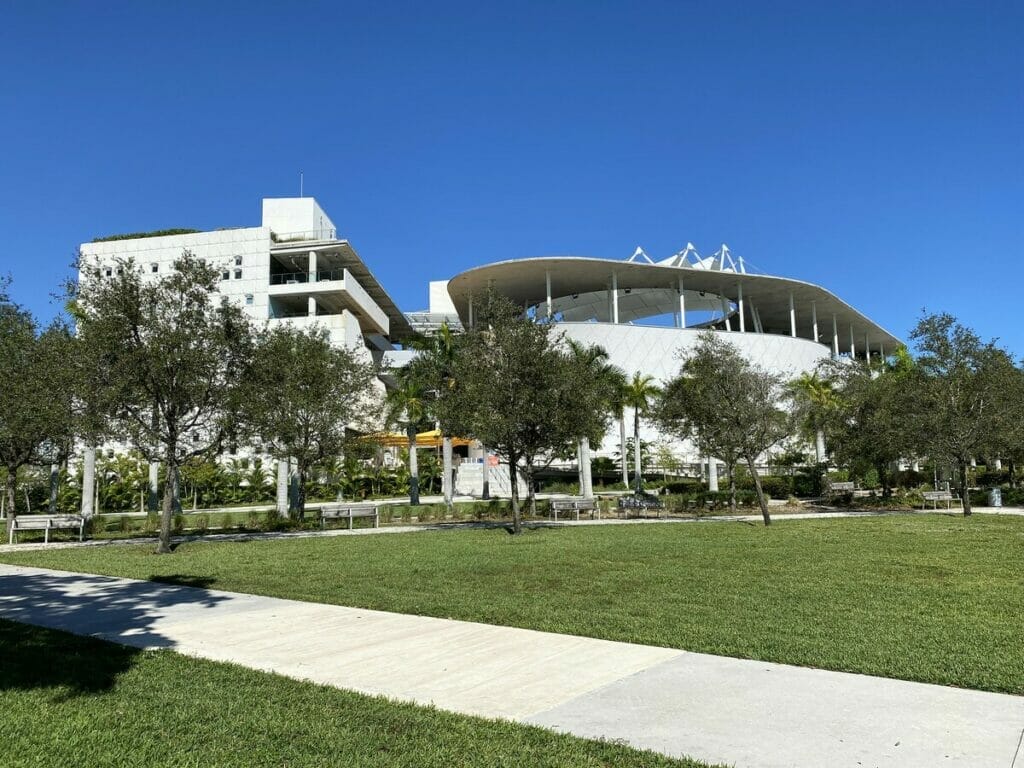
821, 350, 918, 496
622, 373, 660, 494
788, 371, 840, 464
909, 313, 1017, 515
0, 293, 77, 525
241, 324, 378, 520
72, 252, 254, 553
435, 291, 607, 532
655, 331, 791, 524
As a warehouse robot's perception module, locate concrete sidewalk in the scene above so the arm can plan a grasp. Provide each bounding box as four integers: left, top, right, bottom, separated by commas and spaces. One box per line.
6, 506, 1022, 555
1, 563, 1022, 768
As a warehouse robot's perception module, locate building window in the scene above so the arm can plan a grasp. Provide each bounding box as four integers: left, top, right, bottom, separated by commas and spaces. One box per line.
104, 267, 112, 277
221, 270, 230, 281
234, 255, 243, 266
116, 267, 123, 276
151, 263, 159, 273
234, 268, 242, 279
245, 294, 254, 305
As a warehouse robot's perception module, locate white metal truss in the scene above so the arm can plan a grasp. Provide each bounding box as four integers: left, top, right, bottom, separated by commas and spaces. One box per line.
644, 242, 750, 274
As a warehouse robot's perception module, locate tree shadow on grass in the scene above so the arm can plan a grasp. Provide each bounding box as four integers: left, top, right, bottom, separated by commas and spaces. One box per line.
0, 568, 229, 696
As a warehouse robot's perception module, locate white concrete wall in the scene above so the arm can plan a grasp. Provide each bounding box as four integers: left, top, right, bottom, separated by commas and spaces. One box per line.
559, 322, 831, 462
262, 198, 336, 239
429, 280, 458, 314
80, 227, 273, 326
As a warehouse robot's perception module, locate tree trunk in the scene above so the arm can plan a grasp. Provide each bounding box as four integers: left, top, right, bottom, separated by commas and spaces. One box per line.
747, 455, 772, 525
481, 444, 490, 500
633, 409, 642, 494
508, 455, 521, 534
619, 414, 629, 487
157, 455, 177, 554
407, 425, 420, 506
959, 461, 971, 517
295, 464, 308, 521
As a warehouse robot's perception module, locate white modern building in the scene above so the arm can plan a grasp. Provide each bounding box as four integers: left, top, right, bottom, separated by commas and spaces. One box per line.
77, 197, 415, 514
426, 244, 902, 484
79, 197, 415, 365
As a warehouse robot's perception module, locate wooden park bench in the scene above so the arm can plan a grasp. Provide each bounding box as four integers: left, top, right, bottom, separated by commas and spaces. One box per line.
550, 498, 600, 521
8, 514, 85, 545
920, 490, 962, 510
319, 503, 379, 530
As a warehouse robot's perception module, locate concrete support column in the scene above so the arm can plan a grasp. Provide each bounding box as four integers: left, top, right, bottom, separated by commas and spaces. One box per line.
865, 332, 870, 362
912, 460, 921, 472
832, 315, 839, 358
707, 457, 719, 492
678, 276, 686, 328
308, 250, 317, 282
720, 296, 732, 331
308, 296, 317, 317
49, 463, 60, 514
276, 459, 289, 516
81, 446, 96, 518
468, 295, 474, 330
545, 270, 552, 319
619, 416, 629, 486
995, 458, 1003, 470
580, 436, 593, 498
148, 461, 159, 512
442, 437, 454, 506
811, 301, 819, 343
611, 272, 619, 324
789, 292, 796, 337
737, 283, 745, 332
850, 325, 856, 359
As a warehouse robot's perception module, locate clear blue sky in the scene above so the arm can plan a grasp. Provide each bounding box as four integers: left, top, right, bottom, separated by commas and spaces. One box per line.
2, 2, 1021, 352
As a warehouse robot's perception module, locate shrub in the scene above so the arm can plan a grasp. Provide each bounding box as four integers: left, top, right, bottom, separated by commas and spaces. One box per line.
117, 516, 131, 533
220, 513, 234, 530
246, 511, 262, 530
756, 476, 792, 500
663, 480, 703, 494
193, 514, 210, 533
172, 513, 185, 533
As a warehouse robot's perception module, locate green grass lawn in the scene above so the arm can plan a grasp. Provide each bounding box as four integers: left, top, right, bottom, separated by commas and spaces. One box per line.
0, 620, 711, 768
3, 514, 1023, 694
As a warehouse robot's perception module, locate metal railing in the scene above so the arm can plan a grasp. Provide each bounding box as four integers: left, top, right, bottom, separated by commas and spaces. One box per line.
269, 270, 347, 286
269, 228, 337, 243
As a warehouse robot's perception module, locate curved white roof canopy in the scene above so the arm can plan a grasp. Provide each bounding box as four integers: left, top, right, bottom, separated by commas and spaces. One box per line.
446, 257, 902, 356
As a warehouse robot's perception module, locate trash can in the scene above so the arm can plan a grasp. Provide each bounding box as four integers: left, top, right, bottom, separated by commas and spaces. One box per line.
988, 487, 1002, 508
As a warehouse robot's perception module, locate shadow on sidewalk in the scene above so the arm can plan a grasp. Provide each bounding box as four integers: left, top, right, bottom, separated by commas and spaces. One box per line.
0, 569, 229, 695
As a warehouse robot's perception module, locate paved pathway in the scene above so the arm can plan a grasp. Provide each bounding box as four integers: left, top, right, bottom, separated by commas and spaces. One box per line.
1, 563, 1022, 768
5, 506, 1022, 554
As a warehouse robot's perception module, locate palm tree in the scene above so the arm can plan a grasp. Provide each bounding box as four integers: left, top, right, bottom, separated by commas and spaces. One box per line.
386, 377, 428, 505
623, 372, 661, 494
565, 340, 625, 496
789, 371, 839, 463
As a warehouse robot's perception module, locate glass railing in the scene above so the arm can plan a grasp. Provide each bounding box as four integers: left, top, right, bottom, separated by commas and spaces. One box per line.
269, 270, 346, 285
